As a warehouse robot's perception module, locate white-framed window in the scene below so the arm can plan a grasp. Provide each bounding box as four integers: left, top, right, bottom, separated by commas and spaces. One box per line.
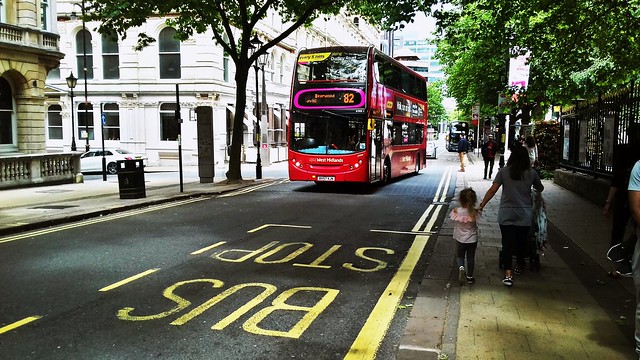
101, 103, 120, 140
160, 103, 179, 140
102, 34, 119, 79
47, 104, 63, 139
76, 29, 94, 79
279, 54, 286, 84
159, 28, 181, 79
78, 102, 94, 140
270, 53, 275, 82
0, 77, 16, 149
40, 0, 48, 30
223, 33, 230, 83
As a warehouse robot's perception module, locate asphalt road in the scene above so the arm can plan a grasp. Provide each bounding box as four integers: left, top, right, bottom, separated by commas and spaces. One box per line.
0, 159, 457, 360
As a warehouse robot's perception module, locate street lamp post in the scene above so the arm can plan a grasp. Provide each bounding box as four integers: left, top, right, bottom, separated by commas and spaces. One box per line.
72, 0, 90, 152
65, 72, 78, 152
249, 35, 268, 179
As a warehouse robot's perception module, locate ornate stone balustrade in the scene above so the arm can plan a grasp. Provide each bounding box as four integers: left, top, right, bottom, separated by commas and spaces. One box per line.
0, 153, 81, 189
0, 23, 59, 51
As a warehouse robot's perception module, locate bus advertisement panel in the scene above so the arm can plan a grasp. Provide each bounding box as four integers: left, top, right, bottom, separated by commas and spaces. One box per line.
288, 46, 428, 184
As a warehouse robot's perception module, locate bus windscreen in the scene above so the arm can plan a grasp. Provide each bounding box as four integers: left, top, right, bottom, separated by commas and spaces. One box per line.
290, 114, 367, 155
296, 52, 368, 83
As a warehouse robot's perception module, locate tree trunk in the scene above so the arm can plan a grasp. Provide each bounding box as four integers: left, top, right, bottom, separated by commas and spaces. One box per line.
226, 65, 250, 181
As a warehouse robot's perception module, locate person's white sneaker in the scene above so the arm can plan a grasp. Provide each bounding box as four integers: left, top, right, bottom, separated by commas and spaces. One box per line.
459, 266, 466, 284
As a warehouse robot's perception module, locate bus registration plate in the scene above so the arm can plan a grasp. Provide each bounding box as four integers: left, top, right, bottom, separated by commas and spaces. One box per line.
317, 176, 335, 181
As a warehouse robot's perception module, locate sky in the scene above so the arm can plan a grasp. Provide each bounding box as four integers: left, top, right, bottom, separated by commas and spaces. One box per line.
397, 12, 437, 40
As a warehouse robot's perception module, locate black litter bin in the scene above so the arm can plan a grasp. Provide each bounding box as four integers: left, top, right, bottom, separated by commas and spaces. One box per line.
117, 159, 146, 199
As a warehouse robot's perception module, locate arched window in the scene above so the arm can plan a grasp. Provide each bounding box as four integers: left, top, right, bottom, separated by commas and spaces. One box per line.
78, 102, 94, 140
102, 103, 120, 140
76, 29, 94, 79
279, 54, 286, 84
47, 104, 63, 140
102, 34, 119, 79
159, 28, 181, 79
270, 52, 276, 82
160, 103, 179, 140
0, 77, 15, 146
222, 33, 230, 83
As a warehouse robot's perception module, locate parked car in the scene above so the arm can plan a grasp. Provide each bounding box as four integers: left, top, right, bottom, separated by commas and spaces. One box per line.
80, 149, 148, 175
426, 141, 437, 159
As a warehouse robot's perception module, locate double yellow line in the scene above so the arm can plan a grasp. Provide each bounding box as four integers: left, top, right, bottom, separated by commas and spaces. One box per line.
345, 166, 453, 359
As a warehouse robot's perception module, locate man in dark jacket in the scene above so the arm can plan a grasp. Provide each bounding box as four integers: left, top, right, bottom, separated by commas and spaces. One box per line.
481, 134, 497, 179
457, 134, 470, 172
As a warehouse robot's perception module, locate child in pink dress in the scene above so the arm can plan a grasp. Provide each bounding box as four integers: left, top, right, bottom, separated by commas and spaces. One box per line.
450, 187, 480, 284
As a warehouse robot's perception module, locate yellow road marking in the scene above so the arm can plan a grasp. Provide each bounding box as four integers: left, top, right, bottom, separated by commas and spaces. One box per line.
0, 316, 42, 334
219, 180, 287, 198
433, 166, 453, 203
370, 229, 436, 236
346, 197, 444, 358
191, 241, 227, 255
247, 224, 312, 233
99, 268, 160, 292
0, 197, 207, 244
439, 167, 454, 203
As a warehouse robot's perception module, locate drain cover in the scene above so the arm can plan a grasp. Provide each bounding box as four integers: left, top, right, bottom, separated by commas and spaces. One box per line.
31, 205, 79, 210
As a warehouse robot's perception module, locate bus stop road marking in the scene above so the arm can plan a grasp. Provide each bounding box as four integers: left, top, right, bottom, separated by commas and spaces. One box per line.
191, 241, 227, 255
247, 224, 312, 233
345, 234, 431, 359
346, 203, 444, 359
0, 316, 42, 335
99, 268, 161, 292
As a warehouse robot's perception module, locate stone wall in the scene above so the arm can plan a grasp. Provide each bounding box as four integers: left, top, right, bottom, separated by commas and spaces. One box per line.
553, 168, 610, 207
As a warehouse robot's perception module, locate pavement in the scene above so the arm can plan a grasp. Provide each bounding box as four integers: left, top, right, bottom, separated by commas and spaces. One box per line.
397, 151, 638, 360
0, 157, 638, 359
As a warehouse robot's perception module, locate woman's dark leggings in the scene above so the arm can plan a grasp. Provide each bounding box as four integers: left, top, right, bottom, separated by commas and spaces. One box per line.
499, 224, 531, 271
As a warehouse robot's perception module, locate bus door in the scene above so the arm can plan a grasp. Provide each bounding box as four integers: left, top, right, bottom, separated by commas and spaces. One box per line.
369, 119, 383, 182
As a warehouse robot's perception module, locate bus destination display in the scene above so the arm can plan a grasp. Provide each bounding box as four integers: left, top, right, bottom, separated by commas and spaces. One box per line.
294, 88, 365, 109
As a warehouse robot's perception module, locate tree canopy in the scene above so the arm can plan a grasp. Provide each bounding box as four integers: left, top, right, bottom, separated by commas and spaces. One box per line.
432, 0, 640, 120
427, 80, 446, 127
89, 0, 433, 181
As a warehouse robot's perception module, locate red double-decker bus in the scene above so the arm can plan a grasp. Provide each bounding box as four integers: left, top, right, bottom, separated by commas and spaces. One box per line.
288, 46, 428, 184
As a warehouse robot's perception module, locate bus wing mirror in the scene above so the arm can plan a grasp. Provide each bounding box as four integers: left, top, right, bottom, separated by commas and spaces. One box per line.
368, 118, 375, 131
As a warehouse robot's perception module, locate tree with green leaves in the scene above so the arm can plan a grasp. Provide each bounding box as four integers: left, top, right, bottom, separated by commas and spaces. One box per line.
432, 0, 640, 121
90, 0, 434, 181
427, 80, 447, 127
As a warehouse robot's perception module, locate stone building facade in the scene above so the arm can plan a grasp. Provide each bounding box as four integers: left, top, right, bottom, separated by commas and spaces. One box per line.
0, 0, 63, 154
45, 2, 380, 171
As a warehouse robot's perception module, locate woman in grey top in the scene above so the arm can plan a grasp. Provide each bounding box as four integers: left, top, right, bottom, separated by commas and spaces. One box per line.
477, 146, 544, 287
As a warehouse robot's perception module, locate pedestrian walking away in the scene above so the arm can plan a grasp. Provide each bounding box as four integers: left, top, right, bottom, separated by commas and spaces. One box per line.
458, 134, 470, 172
481, 134, 497, 180
450, 187, 481, 285
476, 146, 544, 287
605, 125, 640, 278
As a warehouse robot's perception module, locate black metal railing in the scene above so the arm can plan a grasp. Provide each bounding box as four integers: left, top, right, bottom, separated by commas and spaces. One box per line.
559, 81, 640, 179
